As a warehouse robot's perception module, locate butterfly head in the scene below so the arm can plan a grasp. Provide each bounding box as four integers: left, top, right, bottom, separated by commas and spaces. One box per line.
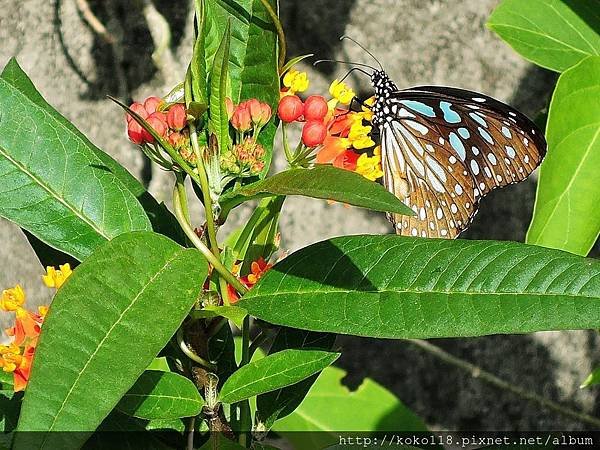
370, 70, 398, 127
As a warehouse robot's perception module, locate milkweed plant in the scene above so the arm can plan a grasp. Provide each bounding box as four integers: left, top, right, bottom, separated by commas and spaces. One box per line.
1, 0, 599, 448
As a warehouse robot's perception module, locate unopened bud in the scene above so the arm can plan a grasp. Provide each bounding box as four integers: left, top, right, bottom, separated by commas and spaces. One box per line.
167, 104, 187, 131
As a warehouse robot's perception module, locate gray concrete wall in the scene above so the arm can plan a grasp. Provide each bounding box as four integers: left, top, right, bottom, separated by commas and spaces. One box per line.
1, 0, 598, 431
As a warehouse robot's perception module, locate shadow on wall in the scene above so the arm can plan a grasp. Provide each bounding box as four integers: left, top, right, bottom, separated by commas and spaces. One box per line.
53, 0, 189, 101
339, 333, 600, 431
280, 0, 357, 76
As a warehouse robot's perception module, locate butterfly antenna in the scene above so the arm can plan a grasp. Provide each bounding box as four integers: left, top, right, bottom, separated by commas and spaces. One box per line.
339, 66, 371, 83
340, 35, 383, 70
313, 59, 376, 72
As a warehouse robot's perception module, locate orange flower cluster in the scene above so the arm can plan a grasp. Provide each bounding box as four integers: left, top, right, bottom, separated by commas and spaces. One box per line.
227, 257, 272, 304
0, 264, 71, 391
221, 98, 272, 177
277, 70, 383, 181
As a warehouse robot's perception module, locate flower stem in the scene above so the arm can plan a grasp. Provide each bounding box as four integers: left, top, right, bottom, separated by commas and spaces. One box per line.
259, 0, 286, 71
184, 72, 232, 304
173, 181, 247, 295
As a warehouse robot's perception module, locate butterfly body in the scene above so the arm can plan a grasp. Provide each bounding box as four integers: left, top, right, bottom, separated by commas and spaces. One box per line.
370, 70, 546, 239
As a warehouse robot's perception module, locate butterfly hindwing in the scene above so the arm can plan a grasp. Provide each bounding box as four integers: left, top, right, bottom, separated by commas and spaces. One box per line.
373, 76, 546, 238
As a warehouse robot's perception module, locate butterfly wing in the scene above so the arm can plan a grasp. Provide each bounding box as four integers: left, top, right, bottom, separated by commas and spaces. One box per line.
378, 85, 546, 238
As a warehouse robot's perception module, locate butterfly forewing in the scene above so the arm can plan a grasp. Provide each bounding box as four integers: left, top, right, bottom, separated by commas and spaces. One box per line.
372, 73, 546, 239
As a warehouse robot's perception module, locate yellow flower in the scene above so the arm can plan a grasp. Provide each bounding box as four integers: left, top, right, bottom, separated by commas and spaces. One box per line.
1, 285, 25, 312
360, 96, 375, 121
0, 343, 22, 373
348, 122, 375, 149
329, 79, 355, 105
42, 264, 73, 289
283, 70, 309, 94
355, 153, 384, 181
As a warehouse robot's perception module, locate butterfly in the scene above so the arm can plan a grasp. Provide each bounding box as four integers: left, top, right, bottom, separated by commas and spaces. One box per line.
368, 70, 547, 239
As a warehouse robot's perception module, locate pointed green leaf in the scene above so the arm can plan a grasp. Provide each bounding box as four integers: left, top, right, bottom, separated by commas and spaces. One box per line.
526, 57, 600, 256
240, 0, 280, 177
14, 232, 207, 450
256, 329, 336, 430
209, 21, 232, 151
580, 367, 600, 389
191, 0, 208, 105
488, 0, 600, 72
191, 305, 248, 329
220, 349, 340, 404
0, 61, 151, 260
117, 370, 204, 420
220, 166, 414, 218
239, 235, 600, 339
273, 367, 427, 449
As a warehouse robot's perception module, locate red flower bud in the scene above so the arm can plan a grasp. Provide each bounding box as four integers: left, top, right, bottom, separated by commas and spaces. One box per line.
144, 96, 162, 114
167, 104, 187, 131
127, 102, 148, 123
225, 97, 234, 120
277, 95, 304, 123
302, 120, 327, 147
142, 112, 168, 143
303, 95, 328, 120
127, 120, 145, 145
231, 105, 252, 132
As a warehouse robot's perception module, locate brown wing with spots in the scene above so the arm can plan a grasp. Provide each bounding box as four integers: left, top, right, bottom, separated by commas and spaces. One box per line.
378, 86, 546, 238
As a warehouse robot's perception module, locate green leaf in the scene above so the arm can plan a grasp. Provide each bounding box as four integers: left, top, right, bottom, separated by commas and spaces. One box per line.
209, 320, 237, 389
14, 232, 207, 450
526, 57, 600, 256
0, 370, 13, 389
256, 328, 336, 429
487, 0, 600, 72
219, 349, 340, 404
0, 390, 21, 434
191, 0, 208, 105
0, 59, 183, 246
0, 60, 151, 260
83, 411, 175, 450
239, 235, 600, 339
273, 367, 427, 449
116, 370, 204, 420
280, 54, 314, 76
220, 166, 414, 218
147, 357, 170, 372
240, 0, 280, 177
580, 367, 600, 388
229, 196, 283, 273
209, 20, 232, 151
192, 305, 248, 329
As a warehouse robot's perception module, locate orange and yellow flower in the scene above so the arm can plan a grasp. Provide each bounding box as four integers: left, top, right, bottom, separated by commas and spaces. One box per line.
227, 257, 273, 304
0, 264, 65, 391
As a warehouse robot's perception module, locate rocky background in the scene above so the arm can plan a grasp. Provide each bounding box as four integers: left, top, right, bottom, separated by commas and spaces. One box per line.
1, 0, 598, 432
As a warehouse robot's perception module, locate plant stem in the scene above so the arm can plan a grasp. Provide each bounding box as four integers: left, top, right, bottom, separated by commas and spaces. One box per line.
409, 339, 600, 428
187, 416, 195, 450
176, 328, 216, 370
258, 0, 286, 71
173, 181, 248, 294
184, 73, 232, 305
175, 172, 191, 223
236, 315, 252, 446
